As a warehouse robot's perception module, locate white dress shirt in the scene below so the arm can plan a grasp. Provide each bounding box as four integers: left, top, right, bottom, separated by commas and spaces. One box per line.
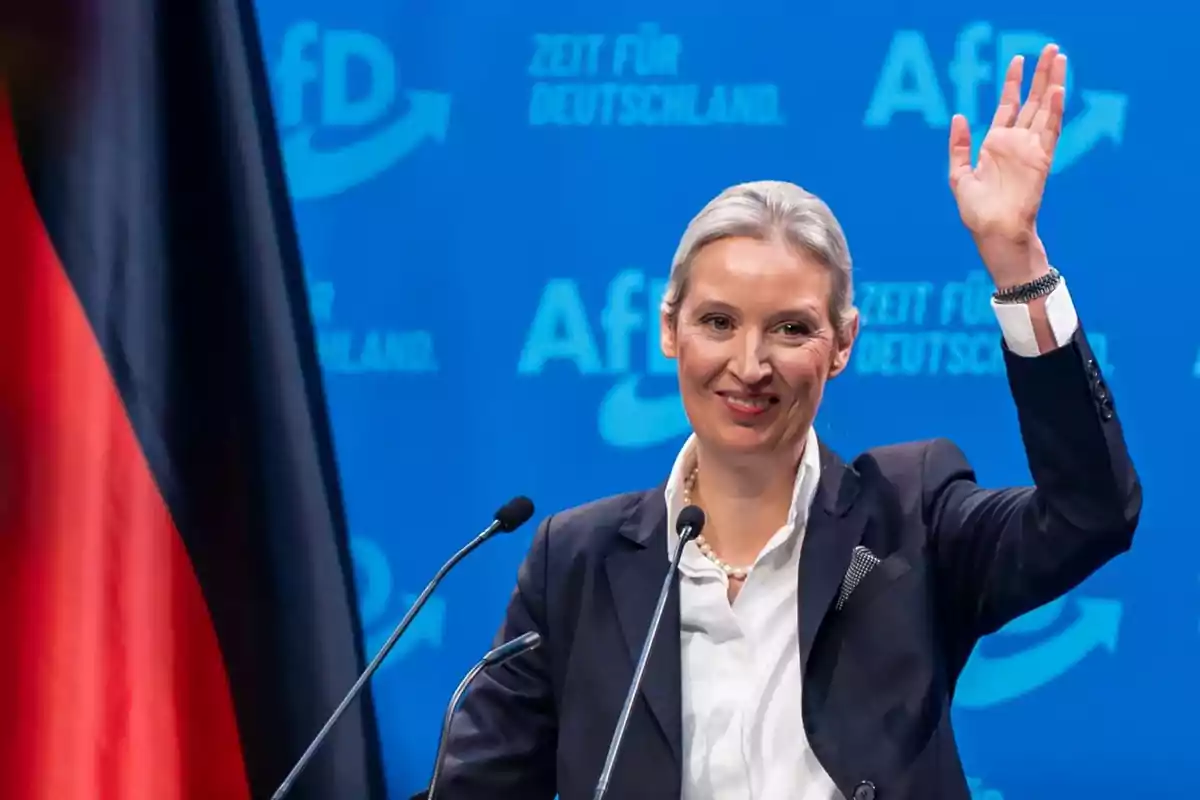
662, 280, 1079, 800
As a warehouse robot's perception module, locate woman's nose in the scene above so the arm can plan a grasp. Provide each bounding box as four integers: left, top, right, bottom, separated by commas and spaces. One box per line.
730, 333, 772, 384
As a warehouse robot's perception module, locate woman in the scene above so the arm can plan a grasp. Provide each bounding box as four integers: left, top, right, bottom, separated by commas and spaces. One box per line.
424, 44, 1140, 800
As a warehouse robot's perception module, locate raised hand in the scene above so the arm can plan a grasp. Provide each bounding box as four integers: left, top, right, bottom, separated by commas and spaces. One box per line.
948, 44, 1066, 287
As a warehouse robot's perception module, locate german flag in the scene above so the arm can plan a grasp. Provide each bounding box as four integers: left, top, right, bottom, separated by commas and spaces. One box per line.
0, 2, 385, 798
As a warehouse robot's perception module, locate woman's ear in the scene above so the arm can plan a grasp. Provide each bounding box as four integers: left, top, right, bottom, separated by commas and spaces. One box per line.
829, 308, 859, 378
660, 308, 678, 359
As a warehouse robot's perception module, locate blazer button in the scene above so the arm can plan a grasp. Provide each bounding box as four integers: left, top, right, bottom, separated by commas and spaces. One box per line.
852, 781, 877, 800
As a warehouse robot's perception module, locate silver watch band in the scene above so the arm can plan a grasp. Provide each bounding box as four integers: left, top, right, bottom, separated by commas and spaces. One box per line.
992, 267, 1062, 304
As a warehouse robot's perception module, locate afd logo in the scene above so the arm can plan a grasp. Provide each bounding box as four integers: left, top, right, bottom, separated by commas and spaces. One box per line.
967, 778, 1004, 800
955, 594, 1122, 708
865, 23, 1127, 173
518, 269, 690, 449
275, 22, 451, 200
351, 536, 446, 669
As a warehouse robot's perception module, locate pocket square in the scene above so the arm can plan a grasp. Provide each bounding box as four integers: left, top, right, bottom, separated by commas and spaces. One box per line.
836, 545, 882, 611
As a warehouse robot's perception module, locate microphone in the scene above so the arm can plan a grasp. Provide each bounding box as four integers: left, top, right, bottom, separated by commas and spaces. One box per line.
593, 504, 705, 800
270, 496, 536, 800
426, 631, 544, 800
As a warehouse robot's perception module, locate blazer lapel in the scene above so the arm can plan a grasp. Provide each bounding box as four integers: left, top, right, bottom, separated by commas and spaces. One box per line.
798, 442, 869, 669
603, 487, 682, 766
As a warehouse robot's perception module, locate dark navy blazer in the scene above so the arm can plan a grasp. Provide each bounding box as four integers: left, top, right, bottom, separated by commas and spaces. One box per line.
418, 329, 1141, 800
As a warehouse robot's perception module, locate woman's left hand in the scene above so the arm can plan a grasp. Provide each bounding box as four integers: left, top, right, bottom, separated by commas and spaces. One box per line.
949, 43, 1066, 288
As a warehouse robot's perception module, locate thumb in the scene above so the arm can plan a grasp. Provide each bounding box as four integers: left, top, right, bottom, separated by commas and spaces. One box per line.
948, 114, 972, 190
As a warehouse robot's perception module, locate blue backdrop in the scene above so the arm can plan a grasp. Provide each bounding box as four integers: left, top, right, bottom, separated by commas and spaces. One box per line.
250, 2, 1199, 796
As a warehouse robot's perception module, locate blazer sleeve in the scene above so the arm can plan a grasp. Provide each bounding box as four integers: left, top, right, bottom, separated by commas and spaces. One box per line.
925, 328, 1142, 641
410, 516, 558, 800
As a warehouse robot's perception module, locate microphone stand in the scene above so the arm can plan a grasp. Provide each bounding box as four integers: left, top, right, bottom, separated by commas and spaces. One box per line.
426, 631, 543, 800
592, 519, 700, 800
270, 517, 508, 800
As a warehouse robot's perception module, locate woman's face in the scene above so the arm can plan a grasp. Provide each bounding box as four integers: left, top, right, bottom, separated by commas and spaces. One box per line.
661, 236, 857, 459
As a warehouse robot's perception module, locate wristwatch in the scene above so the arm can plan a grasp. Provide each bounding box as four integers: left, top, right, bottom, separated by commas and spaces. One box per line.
992, 267, 1062, 304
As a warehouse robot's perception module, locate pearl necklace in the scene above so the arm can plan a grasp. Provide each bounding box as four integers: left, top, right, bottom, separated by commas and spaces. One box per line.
682, 466, 750, 581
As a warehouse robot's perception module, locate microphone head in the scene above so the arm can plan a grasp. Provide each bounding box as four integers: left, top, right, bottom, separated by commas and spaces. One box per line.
481, 631, 543, 667
509, 631, 542, 651
494, 495, 535, 532
676, 505, 706, 541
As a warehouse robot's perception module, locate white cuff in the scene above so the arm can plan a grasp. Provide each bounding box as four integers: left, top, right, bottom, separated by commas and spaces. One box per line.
991, 278, 1079, 358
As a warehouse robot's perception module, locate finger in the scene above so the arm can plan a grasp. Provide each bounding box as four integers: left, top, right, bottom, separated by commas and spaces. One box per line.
1036, 86, 1066, 153
989, 56, 1023, 128
1030, 54, 1067, 132
1015, 43, 1059, 128
1028, 44, 1059, 99
1048, 51, 1067, 97
948, 113, 972, 189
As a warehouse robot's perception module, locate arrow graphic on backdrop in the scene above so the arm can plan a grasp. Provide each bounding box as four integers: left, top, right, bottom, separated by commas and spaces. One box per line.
970, 89, 1127, 174
365, 593, 447, 670
966, 777, 1004, 800
283, 90, 452, 199
351, 536, 448, 670
955, 597, 1122, 709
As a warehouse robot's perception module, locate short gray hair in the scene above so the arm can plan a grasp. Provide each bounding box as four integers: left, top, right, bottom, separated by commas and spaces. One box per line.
662, 180, 854, 339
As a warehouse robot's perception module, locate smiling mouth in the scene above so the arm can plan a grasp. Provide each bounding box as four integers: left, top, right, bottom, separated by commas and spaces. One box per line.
717, 392, 779, 413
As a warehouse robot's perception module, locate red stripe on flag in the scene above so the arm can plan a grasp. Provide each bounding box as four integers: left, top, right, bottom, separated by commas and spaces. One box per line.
0, 84, 251, 799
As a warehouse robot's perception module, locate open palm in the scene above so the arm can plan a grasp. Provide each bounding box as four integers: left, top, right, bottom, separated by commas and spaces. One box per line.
949, 44, 1067, 244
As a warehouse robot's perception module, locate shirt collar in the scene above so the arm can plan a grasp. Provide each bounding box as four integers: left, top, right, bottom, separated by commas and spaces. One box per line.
663, 425, 823, 557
